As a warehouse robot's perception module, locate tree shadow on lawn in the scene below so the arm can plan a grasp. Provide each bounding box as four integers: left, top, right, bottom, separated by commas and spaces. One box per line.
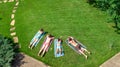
0, 18, 2, 20
11, 53, 27, 67
112, 26, 120, 34
112, 24, 120, 34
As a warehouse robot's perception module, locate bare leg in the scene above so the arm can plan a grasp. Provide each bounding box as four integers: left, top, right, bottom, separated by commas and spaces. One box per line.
29, 44, 32, 48
31, 39, 38, 49
29, 39, 36, 49
56, 49, 59, 54
29, 38, 36, 48
38, 46, 45, 56
79, 50, 88, 59
38, 48, 43, 56
41, 49, 46, 57
83, 49, 90, 54
41, 43, 49, 57
59, 48, 62, 54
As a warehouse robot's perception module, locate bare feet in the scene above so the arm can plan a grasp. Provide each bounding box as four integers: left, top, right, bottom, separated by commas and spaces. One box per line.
38, 54, 40, 56
88, 52, 91, 54
28, 44, 31, 48
85, 56, 88, 59
28, 46, 30, 48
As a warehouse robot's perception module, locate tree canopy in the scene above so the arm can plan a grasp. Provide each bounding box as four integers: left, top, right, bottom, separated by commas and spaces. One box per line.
87, 0, 120, 32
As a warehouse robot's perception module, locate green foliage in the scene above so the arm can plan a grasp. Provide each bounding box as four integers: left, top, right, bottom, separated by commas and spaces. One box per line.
107, 0, 120, 30
87, 0, 110, 10
0, 35, 15, 67
86, 0, 96, 4
87, 0, 120, 31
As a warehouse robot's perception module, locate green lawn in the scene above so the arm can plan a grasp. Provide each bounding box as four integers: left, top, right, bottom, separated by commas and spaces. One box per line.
0, 2, 15, 36
1, 0, 120, 67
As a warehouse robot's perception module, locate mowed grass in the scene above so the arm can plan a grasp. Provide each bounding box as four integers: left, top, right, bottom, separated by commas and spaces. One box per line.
14, 0, 120, 67
0, 2, 15, 36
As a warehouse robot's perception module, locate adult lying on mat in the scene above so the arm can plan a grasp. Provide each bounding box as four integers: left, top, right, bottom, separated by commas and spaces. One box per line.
56, 38, 62, 54
38, 34, 54, 57
29, 29, 44, 49
68, 37, 90, 59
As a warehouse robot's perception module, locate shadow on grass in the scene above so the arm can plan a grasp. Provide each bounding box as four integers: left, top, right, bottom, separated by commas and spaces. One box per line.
11, 53, 27, 67
0, 18, 2, 26
0, 18, 2, 20
112, 26, 120, 34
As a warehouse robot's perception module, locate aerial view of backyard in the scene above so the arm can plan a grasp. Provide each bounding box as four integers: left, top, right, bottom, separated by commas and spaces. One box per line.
0, 0, 120, 67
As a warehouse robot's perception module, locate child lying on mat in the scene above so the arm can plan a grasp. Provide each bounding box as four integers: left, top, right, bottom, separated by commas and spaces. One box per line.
67, 37, 90, 59
38, 34, 54, 57
29, 29, 44, 49
56, 38, 62, 54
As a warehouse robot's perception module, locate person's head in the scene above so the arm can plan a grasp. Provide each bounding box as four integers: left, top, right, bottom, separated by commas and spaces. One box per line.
40, 28, 44, 32
48, 34, 53, 37
58, 38, 62, 42
68, 37, 72, 41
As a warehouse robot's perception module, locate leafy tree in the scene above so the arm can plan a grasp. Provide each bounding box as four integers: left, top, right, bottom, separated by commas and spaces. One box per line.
86, 0, 96, 5
87, 0, 110, 10
0, 35, 15, 67
87, 0, 120, 32
107, 0, 120, 30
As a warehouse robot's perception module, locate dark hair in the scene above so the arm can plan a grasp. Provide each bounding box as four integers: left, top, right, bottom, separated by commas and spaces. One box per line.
68, 37, 72, 41
40, 28, 44, 31
48, 34, 53, 37
58, 38, 61, 41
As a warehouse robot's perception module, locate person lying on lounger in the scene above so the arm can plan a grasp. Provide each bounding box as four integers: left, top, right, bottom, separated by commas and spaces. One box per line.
56, 38, 62, 54
67, 37, 90, 59
29, 29, 44, 49
38, 34, 54, 57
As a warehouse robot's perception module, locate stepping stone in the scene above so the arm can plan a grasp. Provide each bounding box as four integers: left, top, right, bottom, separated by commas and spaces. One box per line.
13, 36, 19, 43
13, 6, 18, 9
12, 10, 16, 13
10, 32, 16, 36
10, 27, 15, 31
9, 0, 14, 2
8, 0, 12, 2
4, 0, 7, 3
15, 2, 19, 6
11, 14, 15, 19
10, 19, 15, 26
